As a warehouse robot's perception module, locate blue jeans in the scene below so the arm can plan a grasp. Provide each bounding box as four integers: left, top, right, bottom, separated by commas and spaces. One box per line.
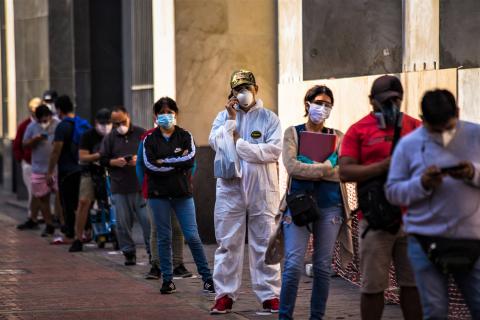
111, 193, 150, 255
279, 206, 343, 320
407, 236, 480, 320
148, 197, 212, 282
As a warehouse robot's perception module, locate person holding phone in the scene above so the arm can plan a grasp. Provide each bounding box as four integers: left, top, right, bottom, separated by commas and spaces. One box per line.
386, 90, 480, 319
209, 70, 282, 314
23, 105, 60, 237
99, 106, 150, 266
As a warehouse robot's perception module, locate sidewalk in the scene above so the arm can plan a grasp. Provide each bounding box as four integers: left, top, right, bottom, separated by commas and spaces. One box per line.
0, 192, 403, 319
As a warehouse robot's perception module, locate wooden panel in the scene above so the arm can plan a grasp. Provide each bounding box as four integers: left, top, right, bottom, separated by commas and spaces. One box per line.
401, 68, 457, 117
458, 68, 480, 123
278, 0, 303, 84
404, 0, 439, 72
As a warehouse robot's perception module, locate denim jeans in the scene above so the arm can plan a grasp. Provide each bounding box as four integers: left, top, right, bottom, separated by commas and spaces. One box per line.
147, 205, 184, 268
111, 192, 150, 255
148, 197, 212, 282
407, 236, 480, 320
279, 206, 343, 320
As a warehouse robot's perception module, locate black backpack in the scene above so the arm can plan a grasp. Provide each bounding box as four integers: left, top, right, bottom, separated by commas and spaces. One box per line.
358, 114, 403, 238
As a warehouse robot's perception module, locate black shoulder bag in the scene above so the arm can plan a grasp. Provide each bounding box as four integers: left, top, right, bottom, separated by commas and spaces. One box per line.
358, 114, 403, 238
285, 125, 324, 230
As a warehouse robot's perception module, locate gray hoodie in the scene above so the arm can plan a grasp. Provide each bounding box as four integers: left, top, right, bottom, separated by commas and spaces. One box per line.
386, 121, 480, 240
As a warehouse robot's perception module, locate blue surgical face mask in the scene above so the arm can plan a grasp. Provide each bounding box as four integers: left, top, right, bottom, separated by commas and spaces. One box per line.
156, 113, 176, 129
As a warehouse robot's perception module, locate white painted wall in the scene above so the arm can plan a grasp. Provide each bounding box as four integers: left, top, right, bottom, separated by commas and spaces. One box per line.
5, 0, 16, 139
152, 0, 176, 100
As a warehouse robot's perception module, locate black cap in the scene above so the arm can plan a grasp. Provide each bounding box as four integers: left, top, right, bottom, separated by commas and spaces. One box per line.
95, 108, 111, 124
370, 75, 403, 103
42, 90, 58, 102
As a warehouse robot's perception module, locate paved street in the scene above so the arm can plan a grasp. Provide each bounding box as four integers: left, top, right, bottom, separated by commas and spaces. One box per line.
0, 192, 402, 320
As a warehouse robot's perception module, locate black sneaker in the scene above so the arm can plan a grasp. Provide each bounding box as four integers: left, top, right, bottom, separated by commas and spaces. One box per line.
124, 252, 136, 266
203, 279, 215, 294
160, 280, 176, 294
17, 219, 39, 230
145, 265, 161, 280
41, 224, 55, 237
69, 239, 83, 252
173, 264, 193, 278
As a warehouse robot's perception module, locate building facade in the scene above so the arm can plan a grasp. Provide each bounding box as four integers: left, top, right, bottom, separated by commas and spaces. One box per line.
1, 0, 479, 242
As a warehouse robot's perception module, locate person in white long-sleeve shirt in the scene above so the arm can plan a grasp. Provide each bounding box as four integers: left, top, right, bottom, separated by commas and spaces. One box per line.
209, 70, 282, 314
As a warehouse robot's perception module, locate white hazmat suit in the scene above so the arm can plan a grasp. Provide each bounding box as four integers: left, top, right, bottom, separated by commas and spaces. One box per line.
209, 99, 282, 302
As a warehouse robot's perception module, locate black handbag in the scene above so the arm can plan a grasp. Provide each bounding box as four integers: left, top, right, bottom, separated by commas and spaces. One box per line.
358, 113, 403, 238
358, 176, 402, 237
414, 234, 480, 274
286, 191, 320, 228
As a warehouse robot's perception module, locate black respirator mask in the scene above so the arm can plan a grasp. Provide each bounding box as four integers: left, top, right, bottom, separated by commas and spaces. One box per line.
374, 99, 401, 129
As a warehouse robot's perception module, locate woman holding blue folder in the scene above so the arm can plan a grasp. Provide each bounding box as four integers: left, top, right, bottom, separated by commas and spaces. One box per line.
279, 85, 349, 319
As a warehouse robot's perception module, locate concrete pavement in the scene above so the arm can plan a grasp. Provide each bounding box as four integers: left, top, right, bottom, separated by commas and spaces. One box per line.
0, 192, 403, 319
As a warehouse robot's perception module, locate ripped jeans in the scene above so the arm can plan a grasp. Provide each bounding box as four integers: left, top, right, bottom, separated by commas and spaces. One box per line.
279, 205, 344, 320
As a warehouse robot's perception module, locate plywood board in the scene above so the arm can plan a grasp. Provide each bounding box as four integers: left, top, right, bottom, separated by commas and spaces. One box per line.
401, 68, 457, 117
458, 68, 480, 123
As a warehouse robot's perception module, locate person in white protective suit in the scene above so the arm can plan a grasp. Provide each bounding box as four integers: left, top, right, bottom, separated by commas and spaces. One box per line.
209, 70, 282, 314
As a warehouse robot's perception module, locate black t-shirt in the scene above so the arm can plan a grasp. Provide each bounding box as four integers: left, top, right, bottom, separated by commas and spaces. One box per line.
79, 128, 104, 174
54, 119, 81, 175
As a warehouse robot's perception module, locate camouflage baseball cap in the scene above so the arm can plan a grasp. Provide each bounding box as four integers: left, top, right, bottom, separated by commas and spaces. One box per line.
230, 70, 256, 89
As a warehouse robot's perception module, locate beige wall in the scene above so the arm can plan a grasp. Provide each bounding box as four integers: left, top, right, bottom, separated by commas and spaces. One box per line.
459, 68, 480, 123
174, 0, 277, 146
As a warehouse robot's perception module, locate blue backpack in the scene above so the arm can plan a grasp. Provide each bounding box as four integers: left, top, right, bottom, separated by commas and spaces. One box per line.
65, 116, 92, 145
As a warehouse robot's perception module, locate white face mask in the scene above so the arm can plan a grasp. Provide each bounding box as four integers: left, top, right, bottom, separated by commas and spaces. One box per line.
236, 89, 254, 107
45, 103, 55, 111
40, 122, 50, 130
441, 128, 456, 147
116, 125, 129, 135
96, 124, 112, 136
431, 127, 457, 147
308, 102, 332, 124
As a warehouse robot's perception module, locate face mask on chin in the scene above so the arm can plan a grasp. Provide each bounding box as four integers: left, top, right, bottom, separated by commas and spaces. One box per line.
430, 127, 457, 147
236, 89, 255, 108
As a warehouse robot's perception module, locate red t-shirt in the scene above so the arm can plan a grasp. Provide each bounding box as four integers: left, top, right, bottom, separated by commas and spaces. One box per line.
13, 118, 32, 164
340, 113, 421, 165
340, 113, 421, 218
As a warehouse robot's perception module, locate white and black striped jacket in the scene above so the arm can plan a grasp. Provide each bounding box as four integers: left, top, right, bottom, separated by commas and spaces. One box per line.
142, 126, 195, 198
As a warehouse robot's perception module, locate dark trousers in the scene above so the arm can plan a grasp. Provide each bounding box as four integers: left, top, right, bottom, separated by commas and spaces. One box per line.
58, 171, 81, 239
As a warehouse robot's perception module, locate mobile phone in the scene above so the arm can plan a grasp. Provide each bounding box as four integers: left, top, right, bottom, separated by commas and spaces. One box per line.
440, 164, 464, 173
124, 155, 133, 162
41, 133, 48, 139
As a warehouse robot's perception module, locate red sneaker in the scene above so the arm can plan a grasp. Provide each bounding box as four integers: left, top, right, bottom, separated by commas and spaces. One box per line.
210, 295, 233, 314
262, 298, 279, 313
